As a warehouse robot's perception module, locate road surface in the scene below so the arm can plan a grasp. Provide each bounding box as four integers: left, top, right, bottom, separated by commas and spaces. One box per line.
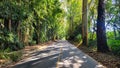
12, 40, 105, 68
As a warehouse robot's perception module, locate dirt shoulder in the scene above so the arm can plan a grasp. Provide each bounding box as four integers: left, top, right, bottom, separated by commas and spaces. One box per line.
78, 45, 120, 68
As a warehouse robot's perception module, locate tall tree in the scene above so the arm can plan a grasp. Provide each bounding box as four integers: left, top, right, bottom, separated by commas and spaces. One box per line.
97, 0, 109, 52
82, 0, 88, 46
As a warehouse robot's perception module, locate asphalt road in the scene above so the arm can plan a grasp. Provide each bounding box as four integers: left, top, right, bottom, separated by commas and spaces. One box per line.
12, 40, 105, 68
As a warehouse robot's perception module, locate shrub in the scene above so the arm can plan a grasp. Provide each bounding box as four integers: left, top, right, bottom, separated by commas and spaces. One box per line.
111, 44, 120, 56
108, 40, 120, 56
89, 39, 97, 46
0, 50, 22, 62
0, 31, 24, 51
74, 34, 82, 42
9, 51, 22, 62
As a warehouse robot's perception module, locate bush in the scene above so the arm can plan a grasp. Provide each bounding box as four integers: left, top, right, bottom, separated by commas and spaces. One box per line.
73, 34, 82, 42
0, 53, 10, 60
9, 51, 22, 62
0, 31, 24, 51
89, 39, 97, 46
111, 45, 120, 56
29, 40, 36, 46
108, 40, 120, 56
107, 32, 114, 39
0, 50, 22, 62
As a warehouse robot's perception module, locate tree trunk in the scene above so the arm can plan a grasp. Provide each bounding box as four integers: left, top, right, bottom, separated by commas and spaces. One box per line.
82, 0, 88, 46
4, 19, 9, 30
36, 31, 40, 44
24, 28, 29, 46
118, 0, 120, 37
97, 0, 109, 52
17, 21, 22, 41
8, 19, 11, 32
113, 24, 117, 39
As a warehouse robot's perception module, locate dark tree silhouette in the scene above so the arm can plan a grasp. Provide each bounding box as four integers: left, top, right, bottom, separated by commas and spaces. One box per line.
97, 0, 109, 52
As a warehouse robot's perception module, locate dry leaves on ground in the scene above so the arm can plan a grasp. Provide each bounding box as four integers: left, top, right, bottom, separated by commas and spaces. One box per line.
79, 46, 120, 68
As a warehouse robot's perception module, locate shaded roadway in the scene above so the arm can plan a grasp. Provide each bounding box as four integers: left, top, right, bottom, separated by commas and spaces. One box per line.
12, 40, 105, 68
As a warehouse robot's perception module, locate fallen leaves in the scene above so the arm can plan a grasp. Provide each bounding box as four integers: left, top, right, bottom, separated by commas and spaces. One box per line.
79, 46, 120, 68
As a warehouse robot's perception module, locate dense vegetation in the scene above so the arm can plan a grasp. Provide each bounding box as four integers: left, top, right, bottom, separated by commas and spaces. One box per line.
0, 0, 120, 64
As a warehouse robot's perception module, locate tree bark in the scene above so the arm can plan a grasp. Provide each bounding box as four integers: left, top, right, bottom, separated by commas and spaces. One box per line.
24, 28, 29, 46
82, 0, 88, 46
97, 0, 109, 52
36, 32, 40, 44
17, 21, 22, 41
8, 19, 11, 32
4, 19, 9, 30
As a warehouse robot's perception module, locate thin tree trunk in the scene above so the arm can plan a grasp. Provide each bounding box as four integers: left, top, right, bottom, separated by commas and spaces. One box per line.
36, 31, 40, 44
4, 19, 9, 30
24, 28, 29, 46
97, 0, 109, 52
113, 24, 117, 39
8, 19, 11, 32
17, 21, 22, 41
118, 0, 120, 37
82, 0, 88, 46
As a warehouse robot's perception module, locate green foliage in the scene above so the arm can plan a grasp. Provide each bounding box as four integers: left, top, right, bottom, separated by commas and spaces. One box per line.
0, 50, 10, 60
0, 0, 26, 20
107, 32, 114, 39
66, 0, 82, 39
74, 34, 82, 42
108, 40, 120, 56
0, 0, 66, 45
29, 40, 36, 46
9, 51, 22, 62
0, 50, 22, 62
0, 31, 24, 51
89, 39, 97, 46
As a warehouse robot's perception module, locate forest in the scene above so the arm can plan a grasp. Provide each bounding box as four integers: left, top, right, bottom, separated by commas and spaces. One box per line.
0, 0, 120, 68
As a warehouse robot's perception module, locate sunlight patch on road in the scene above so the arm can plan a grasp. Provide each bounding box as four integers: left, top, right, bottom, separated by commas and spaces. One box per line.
57, 56, 84, 68
95, 64, 106, 68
